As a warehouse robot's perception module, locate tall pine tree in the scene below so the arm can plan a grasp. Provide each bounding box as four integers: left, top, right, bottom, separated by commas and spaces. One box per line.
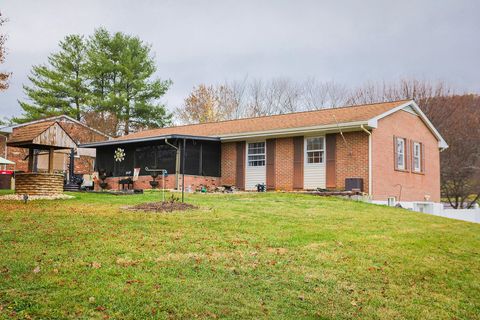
15, 28, 172, 136
86, 29, 172, 135
16, 35, 88, 122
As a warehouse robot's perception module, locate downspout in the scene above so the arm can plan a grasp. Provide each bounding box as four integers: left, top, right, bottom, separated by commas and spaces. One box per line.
361, 125, 372, 197
165, 138, 180, 190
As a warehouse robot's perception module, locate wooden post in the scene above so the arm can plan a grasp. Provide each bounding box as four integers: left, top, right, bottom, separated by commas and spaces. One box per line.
27, 148, 34, 172
48, 148, 54, 173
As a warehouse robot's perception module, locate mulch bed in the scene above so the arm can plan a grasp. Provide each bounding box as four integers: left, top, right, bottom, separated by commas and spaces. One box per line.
125, 201, 198, 213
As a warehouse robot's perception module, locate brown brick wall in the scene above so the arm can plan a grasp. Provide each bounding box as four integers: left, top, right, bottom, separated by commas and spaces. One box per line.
96, 174, 220, 191
220, 135, 369, 192
0, 135, 6, 159
58, 121, 107, 144
371, 110, 440, 202
221, 142, 237, 186
335, 131, 370, 193
274, 137, 294, 190
6, 146, 29, 172
71, 156, 95, 175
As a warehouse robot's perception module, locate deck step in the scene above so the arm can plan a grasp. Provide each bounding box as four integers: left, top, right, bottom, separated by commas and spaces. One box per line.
63, 184, 81, 192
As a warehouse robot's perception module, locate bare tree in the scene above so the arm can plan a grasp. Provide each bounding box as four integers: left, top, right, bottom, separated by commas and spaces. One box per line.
346, 79, 451, 108
0, 12, 10, 91
426, 95, 480, 208
302, 78, 349, 109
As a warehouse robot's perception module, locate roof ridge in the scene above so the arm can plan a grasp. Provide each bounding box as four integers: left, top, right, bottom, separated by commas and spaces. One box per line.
120, 99, 411, 139
6, 115, 111, 138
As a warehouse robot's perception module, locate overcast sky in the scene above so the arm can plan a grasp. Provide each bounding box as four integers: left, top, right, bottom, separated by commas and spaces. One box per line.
0, 0, 479, 119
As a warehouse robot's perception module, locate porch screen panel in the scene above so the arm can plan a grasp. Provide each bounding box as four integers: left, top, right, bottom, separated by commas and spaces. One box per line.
113, 146, 134, 177
95, 147, 115, 177
201, 141, 221, 177
156, 145, 176, 175
135, 145, 157, 175
183, 140, 201, 175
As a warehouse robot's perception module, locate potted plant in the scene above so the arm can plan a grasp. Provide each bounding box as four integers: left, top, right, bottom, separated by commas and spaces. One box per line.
149, 171, 159, 189
99, 169, 108, 190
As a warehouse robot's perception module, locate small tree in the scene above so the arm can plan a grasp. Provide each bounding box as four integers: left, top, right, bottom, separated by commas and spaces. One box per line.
177, 84, 229, 124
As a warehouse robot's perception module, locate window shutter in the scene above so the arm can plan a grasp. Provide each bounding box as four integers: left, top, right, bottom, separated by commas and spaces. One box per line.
411, 140, 415, 172
393, 136, 398, 170
421, 142, 425, 173
293, 136, 304, 189
325, 134, 336, 188
235, 141, 245, 189
403, 139, 413, 171
266, 139, 276, 190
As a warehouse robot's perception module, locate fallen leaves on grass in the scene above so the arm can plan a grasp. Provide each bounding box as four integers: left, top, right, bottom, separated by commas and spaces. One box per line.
124, 201, 198, 213
116, 257, 139, 267
126, 279, 143, 285
90, 262, 102, 269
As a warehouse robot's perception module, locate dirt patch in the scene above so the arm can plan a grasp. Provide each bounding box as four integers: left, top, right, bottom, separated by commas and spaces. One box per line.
125, 201, 198, 213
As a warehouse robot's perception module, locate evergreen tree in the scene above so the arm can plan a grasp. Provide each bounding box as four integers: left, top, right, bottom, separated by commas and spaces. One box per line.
16, 28, 172, 135
15, 35, 88, 122
86, 29, 172, 135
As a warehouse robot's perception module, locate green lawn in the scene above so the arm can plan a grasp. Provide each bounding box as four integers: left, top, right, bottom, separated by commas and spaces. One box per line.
0, 192, 479, 319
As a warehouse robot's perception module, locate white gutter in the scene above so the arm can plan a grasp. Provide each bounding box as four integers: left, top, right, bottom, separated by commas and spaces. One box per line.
360, 125, 372, 197
218, 121, 372, 141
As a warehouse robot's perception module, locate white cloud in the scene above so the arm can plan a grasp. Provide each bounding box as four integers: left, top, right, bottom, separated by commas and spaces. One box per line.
1, 0, 479, 118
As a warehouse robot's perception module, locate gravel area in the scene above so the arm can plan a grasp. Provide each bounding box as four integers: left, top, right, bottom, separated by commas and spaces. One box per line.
0, 194, 74, 201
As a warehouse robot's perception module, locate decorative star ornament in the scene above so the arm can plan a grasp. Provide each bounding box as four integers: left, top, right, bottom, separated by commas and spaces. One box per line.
114, 148, 125, 162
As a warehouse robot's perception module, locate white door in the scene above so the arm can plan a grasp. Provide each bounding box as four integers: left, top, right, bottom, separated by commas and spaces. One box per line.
245, 141, 266, 190
304, 136, 326, 190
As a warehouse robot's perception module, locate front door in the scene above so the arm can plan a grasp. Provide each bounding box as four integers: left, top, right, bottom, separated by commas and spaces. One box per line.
245, 141, 266, 190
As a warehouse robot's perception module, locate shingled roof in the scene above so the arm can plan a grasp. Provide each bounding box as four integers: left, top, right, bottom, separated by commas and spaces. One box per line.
113, 100, 411, 142
7, 121, 77, 149
7, 121, 57, 144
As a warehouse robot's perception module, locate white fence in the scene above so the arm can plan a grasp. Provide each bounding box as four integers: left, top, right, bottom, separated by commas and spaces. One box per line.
427, 208, 480, 223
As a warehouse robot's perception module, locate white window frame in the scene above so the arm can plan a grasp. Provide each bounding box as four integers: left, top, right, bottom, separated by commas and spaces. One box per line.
305, 136, 325, 165
247, 141, 266, 167
396, 137, 406, 170
413, 142, 422, 172
387, 196, 396, 207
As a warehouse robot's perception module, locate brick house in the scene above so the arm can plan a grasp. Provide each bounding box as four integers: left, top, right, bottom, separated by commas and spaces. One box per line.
0, 115, 110, 177
82, 100, 447, 211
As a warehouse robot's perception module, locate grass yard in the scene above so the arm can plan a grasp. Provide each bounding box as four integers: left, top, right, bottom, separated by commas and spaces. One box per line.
0, 191, 479, 319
